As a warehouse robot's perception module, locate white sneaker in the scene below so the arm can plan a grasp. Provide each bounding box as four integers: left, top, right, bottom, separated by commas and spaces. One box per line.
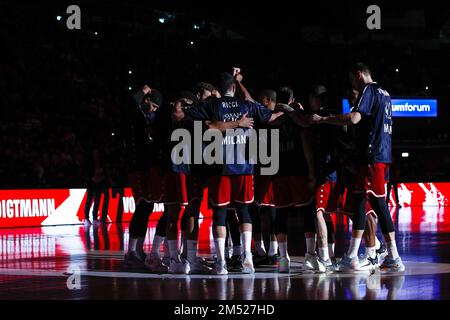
357, 255, 379, 272
241, 255, 255, 274
304, 253, 326, 273
278, 257, 290, 273
212, 261, 228, 275
168, 258, 190, 274
145, 253, 168, 273
188, 257, 212, 274
318, 257, 333, 271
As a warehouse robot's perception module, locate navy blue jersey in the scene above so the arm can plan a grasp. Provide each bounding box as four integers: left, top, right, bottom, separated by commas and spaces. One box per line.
183, 96, 272, 175
352, 83, 392, 164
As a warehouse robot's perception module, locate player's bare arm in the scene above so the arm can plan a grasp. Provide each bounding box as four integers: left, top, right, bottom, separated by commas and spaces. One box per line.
205, 112, 254, 131
311, 112, 362, 126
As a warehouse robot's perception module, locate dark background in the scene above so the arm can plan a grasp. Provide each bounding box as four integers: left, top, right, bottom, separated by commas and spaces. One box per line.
1, 0, 449, 188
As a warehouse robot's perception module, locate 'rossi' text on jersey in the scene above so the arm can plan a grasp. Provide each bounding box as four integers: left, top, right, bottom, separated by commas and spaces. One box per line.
183, 96, 272, 175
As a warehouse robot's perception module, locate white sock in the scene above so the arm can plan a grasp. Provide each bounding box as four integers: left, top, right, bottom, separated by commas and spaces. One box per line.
268, 241, 278, 256
187, 240, 198, 262
136, 237, 145, 254
151, 235, 165, 257
328, 243, 335, 258
163, 238, 170, 258
279, 242, 289, 260
347, 237, 362, 258
365, 246, 377, 259
387, 240, 400, 259
214, 238, 226, 264
375, 237, 381, 249
305, 236, 316, 255
318, 247, 330, 261
233, 245, 241, 256
255, 240, 266, 256
180, 232, 185, 256
128, 238, 138, 253
168, 240, 179, 261
241, 231, 253, 258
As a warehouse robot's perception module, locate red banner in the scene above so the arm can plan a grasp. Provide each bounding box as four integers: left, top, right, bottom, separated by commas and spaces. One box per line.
0, 183, 448, 228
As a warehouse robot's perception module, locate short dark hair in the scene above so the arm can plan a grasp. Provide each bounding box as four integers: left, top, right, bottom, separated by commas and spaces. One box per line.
350, 62, 371, 75
218, 72, 235, 95
276, 86, 293, 104
193, 82, 215, 96
259, 89, 277, 102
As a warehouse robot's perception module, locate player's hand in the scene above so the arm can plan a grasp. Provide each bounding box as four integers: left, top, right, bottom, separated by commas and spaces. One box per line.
237, 112, 254, 128
310, 113, 324, 123
142, 85, 151, 95
211, 89, 221, 98
233, 67, 241, 76
235, 73, 243, 82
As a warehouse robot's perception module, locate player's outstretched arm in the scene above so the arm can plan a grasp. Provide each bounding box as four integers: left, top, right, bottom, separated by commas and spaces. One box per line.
311, 112, 361, 126
205, 112, 254, 131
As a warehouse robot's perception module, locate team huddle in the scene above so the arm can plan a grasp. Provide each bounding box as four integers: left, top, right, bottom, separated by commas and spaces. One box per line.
121, 62, 405, 275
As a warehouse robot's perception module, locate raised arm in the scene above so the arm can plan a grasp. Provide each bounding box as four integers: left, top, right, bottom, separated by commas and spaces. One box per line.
233, 68, 255, 102
133, 85, 151, 107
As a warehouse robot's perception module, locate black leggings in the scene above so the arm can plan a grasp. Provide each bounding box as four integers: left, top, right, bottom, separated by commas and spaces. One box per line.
225, 209, 241, 248
128, 201, 154, 238
251, 204, 276, 235
156, 207, 168, 237
352, 193, 395, 234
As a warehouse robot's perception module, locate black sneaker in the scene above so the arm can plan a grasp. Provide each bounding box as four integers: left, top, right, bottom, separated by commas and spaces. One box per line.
226, 255, 243, 272
253, 253, 269, 266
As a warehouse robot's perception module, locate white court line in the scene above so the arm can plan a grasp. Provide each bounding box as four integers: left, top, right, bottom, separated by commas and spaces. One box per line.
2, 261, 450, 279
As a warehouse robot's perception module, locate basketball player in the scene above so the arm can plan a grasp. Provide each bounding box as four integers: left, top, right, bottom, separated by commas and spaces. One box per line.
172, 72, 285, 275
311, 62, 404, 273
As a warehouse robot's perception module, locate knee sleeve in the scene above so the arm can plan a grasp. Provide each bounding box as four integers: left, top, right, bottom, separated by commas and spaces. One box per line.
213, 207, 227, 227
236, 204, 252, 225
264, 206, 277, 235
368, 194, 395, 233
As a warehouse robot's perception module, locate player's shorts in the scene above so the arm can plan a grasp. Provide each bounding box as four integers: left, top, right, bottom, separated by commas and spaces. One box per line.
273, 176, 314, 208
316, 180, 338, 213
179, 172, 208, 206
254, 175, 274, 207
128, 166, 164, 203
355, 163, 389, 197
162, 171, 184, 205
209, 175, 254, 207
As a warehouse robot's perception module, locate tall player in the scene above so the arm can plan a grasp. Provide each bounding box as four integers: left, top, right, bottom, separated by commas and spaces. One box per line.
311, 62, 404, 272
172, 72, 284, 275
